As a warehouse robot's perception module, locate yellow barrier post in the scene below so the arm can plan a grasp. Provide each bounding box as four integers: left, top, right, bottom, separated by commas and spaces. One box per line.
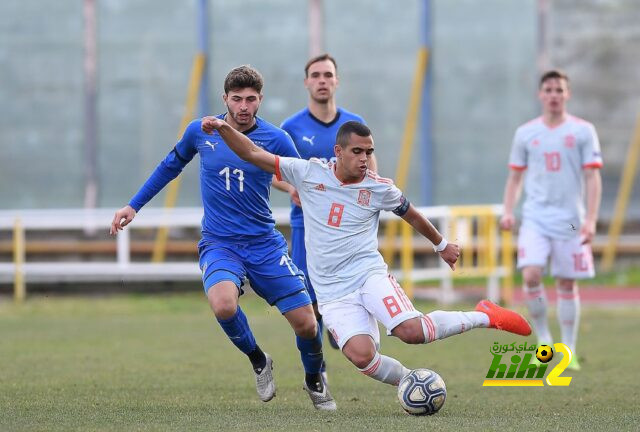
152, 53, 206, 262
601, 112, 640, 272
382, 47, 429, 275
13, 218, 26, 303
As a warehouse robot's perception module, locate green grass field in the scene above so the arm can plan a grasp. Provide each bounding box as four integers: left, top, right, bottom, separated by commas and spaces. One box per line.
1, 293, 638, 431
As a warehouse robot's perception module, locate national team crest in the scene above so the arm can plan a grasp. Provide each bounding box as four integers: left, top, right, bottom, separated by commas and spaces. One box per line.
564, 134, 575, 148
357, 189, 371, 206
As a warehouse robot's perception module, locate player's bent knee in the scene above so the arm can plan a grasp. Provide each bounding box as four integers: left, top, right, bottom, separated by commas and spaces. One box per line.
296, 319, 318, 339
208, 292, 238, 320
392, 321, 424, 344
289, 313, 318, 339
342, 337, 377, 368
522, 268, 543, 288
345, 350, 376, 369
557, 279, 576, 293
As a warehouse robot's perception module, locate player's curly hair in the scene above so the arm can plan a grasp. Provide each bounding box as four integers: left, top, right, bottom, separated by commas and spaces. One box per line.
336, 121, 371, 148
224, 65, 264, 94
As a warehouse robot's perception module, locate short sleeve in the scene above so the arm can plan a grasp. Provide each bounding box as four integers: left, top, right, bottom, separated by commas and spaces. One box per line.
379, 184, 404, 212
273, 129, 301, 158
580, 123, 603, 169
275, 156, 310, 188
508, 129, 527, 171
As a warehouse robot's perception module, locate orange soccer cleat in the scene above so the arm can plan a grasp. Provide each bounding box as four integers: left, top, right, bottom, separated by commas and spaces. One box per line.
475, 300, 532, 336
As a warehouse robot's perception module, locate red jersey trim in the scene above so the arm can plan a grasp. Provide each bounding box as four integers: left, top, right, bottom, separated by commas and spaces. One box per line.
333, 164, 366, 186
275, 156, 282, 181
583, 162, 602, 169
367, 171, 394, 184
509, 164, 527, 172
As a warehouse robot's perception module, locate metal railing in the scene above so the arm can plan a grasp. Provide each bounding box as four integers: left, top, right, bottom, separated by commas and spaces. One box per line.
0, 206, 512, 304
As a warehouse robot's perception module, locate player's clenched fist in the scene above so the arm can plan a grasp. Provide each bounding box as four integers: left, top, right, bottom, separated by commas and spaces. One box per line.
110, 205, 136, 235
499, 213, 515, 231
439, 243, 460, 270
201, 116, 225, 134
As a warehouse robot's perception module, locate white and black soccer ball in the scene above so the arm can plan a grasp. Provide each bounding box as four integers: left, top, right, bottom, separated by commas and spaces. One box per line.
397, 368, 447, 416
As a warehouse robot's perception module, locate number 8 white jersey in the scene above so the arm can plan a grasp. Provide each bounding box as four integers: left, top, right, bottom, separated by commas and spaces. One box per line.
276, 156, 405, 303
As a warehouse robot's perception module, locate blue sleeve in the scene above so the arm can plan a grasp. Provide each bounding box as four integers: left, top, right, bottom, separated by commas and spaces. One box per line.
128, 120, 199, 211
274, 129, 301, 158
280, 118, 291, 133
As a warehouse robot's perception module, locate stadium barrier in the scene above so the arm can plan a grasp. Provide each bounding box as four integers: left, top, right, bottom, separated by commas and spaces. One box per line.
0, 206, 512, 303
382, 205, 513, 305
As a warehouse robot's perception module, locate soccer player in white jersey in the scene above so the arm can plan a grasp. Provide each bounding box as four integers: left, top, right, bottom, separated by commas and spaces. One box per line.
500, 70, 603, 370
201, 117, 532, 396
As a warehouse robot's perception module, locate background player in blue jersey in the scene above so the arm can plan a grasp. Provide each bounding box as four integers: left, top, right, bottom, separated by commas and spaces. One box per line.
275, 54, 377, 353
110, 66, 335, 410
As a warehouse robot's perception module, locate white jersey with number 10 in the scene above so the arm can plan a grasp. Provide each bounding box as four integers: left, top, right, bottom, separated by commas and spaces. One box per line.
508, 115, 603, 239
275, 156, 404, 303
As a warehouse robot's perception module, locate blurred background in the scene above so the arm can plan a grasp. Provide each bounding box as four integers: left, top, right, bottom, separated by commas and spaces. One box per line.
1, 0, 639, 294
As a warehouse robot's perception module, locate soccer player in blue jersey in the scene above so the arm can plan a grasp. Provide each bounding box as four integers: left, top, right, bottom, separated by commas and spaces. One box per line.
110, 65, 335, 410
275, 54, 377, 356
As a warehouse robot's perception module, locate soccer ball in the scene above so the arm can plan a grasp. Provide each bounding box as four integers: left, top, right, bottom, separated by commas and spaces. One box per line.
397, 368, 447, 416
536, 345, 554, 363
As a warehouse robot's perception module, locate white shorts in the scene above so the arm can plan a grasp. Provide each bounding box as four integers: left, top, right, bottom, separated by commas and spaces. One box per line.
517, 225, 595, 279
317, 272, 422, 350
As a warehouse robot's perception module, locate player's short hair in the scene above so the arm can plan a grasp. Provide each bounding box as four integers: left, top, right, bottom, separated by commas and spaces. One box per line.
336, 121, 371, 148
304, 53, 338, 77
224, 65, 264, 94
539, 70, 569, 88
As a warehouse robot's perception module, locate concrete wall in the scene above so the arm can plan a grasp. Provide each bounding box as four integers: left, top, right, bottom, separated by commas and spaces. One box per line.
0, 0, 637, 219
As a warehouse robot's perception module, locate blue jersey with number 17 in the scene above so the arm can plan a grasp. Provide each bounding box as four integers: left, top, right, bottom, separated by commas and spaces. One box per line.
128, 116, 300, 241
280, 107, 365, 228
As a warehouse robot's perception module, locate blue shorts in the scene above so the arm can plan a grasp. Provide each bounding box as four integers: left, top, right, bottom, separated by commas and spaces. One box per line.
198, 230, 310, 314
291, 226, 316, 304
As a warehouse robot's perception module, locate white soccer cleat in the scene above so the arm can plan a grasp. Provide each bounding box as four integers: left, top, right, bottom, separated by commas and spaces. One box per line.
254, 353, 276, 402
303, 381, 337, 411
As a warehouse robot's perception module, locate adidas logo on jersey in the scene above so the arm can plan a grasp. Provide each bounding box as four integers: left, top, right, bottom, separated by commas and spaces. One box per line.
313, 184, 326, 192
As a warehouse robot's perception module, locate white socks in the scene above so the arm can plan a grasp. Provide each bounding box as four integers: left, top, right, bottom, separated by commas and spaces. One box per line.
557, 287, 580, 354
358, 352, 410, 386
524, 283, 553, 344
420, 311, 489, 342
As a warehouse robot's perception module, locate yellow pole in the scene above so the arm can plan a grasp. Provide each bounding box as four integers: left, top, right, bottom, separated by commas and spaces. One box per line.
382, 48, 428, 264
13, 218, 26, 303
382, 47, 429, 267
152, 53, 206, 262
601, 112, 640, 271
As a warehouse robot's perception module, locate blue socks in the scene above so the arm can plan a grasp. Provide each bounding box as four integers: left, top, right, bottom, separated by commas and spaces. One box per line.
296, 323, 324, 374
217, 306, 257, 355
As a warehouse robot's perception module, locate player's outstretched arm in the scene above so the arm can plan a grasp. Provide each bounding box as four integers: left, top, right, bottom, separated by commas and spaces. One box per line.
201, 116, 276, 174
110, 205, 136, 235
400, 204, 460, 270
